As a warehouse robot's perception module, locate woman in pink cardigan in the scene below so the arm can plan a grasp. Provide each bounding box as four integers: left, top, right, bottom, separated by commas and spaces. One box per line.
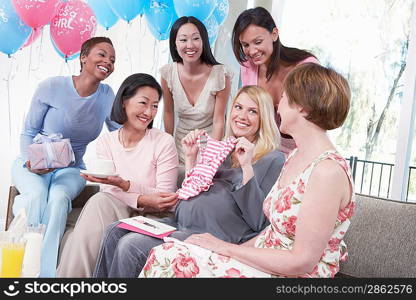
232, 7, 318, 155
57, 73, 179, 277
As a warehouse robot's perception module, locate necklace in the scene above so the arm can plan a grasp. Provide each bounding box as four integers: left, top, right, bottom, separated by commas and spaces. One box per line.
119, 127, 145, 148
119, 127, 126, 148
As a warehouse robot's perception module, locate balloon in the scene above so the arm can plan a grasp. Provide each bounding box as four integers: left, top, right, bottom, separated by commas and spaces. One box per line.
203, 14, 219, 46
50, 0, 97, 59
51, 38, 79, 61
86, 0, 118, 30
147, 20, 169, 40
173, 0, 216, 22
22, 26, 43, 48
144, 0, 177, 40
0, 0, 31, 56
107, 0, 144, 23
12, 0, 60, 29
212, 0, 228, 26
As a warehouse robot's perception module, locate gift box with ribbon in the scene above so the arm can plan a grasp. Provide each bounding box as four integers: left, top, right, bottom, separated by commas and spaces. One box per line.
27, 133, 75, 170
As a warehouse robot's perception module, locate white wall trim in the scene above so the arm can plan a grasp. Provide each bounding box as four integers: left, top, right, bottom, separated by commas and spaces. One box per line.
391, 2, 416, 201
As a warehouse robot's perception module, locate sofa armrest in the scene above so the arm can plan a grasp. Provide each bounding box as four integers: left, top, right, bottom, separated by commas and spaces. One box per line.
6, 184, 100, 231
5, 186, 19, 230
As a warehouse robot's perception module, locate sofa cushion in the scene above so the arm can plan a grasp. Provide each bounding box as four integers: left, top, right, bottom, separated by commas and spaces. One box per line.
339, 194, 416, 277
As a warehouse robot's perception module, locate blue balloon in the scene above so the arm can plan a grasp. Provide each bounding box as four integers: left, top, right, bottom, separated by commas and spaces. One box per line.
87, 0, 119, 30
203, 14, 219, 46
107, 0, 145, 23
0, 0, 31, 56
51, 38, 79, 62
173, 0, 216, 22
147, 21, 169, 40
212, 0, 229, 26
144, 0, 178, 40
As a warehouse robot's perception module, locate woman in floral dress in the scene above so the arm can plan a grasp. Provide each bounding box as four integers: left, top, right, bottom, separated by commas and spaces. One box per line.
140, 63, 355, 278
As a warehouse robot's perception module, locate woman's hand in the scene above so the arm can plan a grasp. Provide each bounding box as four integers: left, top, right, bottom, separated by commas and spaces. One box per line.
181, 129, 205, 159
234, 137, 255, 167
138, 192, 179, 211
185, 233, 232, 256
25, 161, 55, 175
181, 129, 205, 171
80, 174, 130, 191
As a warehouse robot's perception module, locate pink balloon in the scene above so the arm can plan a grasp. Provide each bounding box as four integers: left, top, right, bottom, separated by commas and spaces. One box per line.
22, 26, 43, 48
12, 0, 60, 29
50, 0, 97, 58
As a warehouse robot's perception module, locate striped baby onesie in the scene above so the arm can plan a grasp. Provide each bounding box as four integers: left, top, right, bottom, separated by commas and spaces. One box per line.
177, 133, 237, 200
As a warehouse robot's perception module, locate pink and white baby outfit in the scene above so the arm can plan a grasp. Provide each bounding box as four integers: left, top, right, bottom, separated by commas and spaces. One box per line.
177, 133, 237, 200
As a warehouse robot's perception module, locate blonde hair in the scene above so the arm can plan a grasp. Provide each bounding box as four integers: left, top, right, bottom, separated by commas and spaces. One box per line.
225, 85, 279, 164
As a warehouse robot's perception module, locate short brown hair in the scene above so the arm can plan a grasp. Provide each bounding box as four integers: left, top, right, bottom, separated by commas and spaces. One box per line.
283, 63, 351, 130
79, 37, 113, 71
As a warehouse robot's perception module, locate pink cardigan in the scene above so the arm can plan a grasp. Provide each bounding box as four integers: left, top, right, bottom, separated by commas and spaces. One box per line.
96, 128, 178, 209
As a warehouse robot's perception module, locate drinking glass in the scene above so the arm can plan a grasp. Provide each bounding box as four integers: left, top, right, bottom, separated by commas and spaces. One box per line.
0, 232, 26, 278
21, 224, 45, 277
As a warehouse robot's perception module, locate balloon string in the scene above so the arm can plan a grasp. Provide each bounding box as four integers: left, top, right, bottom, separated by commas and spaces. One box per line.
71, 58, 76, 74
59, 59, 65, 75
140, 14, 147, 40
30, 28, 43, 73
151, 38, 157, 75
39, 28, 44, 63
6, 59, 13, 141
66, 58, 72, 75
125, 21, 133, 74
138, 16, 142, 70
28, 40, 33, 79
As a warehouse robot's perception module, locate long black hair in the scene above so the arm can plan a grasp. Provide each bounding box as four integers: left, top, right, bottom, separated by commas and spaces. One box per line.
169, 16, 220, 66
111, 73, 162, 129
232, 7, 316, 81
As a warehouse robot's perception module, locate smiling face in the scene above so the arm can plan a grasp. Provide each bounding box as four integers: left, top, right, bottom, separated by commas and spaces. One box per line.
230, 92, 260, 142
81, 42, 115, 81
175, 23, 203, 63
239, 24, 277, 66
123, 86, 159, 131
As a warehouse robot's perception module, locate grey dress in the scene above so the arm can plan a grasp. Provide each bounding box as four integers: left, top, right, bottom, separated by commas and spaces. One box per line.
176, 149, 285, 243
93, 149, 285, 277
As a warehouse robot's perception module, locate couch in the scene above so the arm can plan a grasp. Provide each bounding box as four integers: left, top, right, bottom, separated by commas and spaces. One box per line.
6, 187, 416, 277
6, 185, 101, 264
5, 185, 99, 232
338, 194, 416, 277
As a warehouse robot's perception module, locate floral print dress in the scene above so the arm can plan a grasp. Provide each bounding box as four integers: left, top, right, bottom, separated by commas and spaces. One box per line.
139, 150, 356, 278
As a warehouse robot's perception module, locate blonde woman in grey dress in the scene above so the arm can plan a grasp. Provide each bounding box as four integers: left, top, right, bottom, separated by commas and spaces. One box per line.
161, 16, 232, 165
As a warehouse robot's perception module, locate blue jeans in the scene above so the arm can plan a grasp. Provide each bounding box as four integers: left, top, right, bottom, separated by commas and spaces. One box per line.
11, 158, 86, 277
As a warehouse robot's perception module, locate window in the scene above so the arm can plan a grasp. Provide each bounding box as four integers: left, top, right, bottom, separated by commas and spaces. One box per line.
279, 0, 414, 199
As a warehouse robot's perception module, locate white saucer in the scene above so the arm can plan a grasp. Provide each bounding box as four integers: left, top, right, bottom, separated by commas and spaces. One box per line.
80, 170, 118, 178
